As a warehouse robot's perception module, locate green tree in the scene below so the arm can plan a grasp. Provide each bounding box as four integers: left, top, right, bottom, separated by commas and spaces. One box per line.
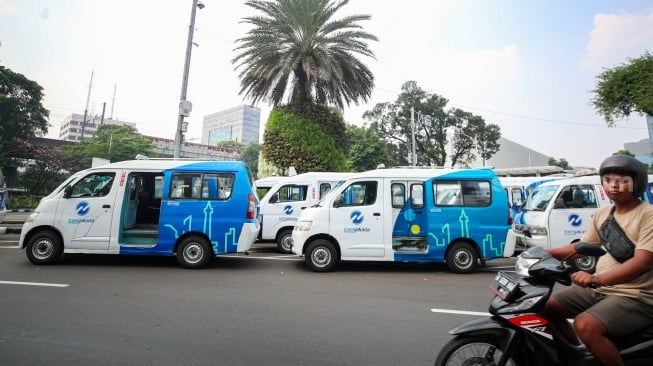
345, 124, 396, 171
0, 65, 49, 169
363, 81, 501, 167
216, 140, 245, 151
262, 106, 347, 172
241, 141, 262, 178
612, 149, 635, 157
62, 125, 154, 172
591, 51, 653, 126
233, 0, 378, 109
548, 157, 571, 170
12, 138, 67, 196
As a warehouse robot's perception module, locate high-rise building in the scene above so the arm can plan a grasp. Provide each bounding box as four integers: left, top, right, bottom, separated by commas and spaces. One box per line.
58, 113, 136, 142
202, 105, 261, 146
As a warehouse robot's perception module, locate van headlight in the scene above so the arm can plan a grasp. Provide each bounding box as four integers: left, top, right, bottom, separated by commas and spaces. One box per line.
294, 221, 312, 232
26, 211, 39, 222
527, 226, 547, 236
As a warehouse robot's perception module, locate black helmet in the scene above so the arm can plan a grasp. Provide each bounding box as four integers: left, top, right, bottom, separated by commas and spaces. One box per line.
599, 155, 648, 197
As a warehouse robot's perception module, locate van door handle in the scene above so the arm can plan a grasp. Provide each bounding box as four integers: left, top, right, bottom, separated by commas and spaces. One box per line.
373, 212, 381, 216
301, 206, 307, 210
103, 204, 111, 208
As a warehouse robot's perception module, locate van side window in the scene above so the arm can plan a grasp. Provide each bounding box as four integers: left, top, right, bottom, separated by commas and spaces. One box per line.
340, 181, 377, 206
410, 183, 424, 208
554, 185, 597, 209
510, 187, 523, 206
391, 183, 405, 208
277, 185, 308, 202
462, 181, 491, 207
71, 172, 116, 198
319, 183, 332, 198
170, 173, 235, 200
435, 181, 461, 205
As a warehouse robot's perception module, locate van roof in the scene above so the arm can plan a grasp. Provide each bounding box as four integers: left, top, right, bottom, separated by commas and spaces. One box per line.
536, 175, 601, 187
87, 159, 246, 172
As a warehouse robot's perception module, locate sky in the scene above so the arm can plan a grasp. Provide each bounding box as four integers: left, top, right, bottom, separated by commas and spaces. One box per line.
1, 0, 652, 169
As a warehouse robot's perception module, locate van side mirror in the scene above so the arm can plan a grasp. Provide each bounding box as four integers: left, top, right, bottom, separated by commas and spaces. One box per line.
63, 185, 73, 199
269, 192, 279, 204
333, 194, 343, 208
554, 198, 565, 209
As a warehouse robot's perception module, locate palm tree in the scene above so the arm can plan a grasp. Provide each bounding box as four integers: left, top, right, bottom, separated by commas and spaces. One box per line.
233, 0, 378, 109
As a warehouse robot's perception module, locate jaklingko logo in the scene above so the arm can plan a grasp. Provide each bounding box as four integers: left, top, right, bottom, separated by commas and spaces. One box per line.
284, 205, 293, 215
350, 210, 364, 224
568, 214, 582, 227
76, 201, 90, 216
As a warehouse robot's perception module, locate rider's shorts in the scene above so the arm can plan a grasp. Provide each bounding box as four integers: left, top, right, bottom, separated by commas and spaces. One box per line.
553, 285, 653, 337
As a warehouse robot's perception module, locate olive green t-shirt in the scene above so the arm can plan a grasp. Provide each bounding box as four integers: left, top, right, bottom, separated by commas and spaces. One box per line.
581, 202, 653, 304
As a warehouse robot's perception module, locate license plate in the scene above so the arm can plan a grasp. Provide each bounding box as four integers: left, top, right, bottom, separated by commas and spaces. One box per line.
490, 271, 519, 301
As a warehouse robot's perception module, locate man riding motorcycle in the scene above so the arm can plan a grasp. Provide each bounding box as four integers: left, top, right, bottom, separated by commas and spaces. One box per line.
544, 155, 653, 366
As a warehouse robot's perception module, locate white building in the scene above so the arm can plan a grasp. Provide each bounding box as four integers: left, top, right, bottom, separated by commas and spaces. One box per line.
58, 113, 136, 142
202, 105, 261, 146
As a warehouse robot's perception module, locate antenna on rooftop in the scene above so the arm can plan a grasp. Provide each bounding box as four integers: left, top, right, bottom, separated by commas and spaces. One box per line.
80, 69, 94, 140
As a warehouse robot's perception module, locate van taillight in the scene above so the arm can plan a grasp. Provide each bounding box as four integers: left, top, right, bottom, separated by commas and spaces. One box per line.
507, 203, 513, 226
247, 194, 256, 219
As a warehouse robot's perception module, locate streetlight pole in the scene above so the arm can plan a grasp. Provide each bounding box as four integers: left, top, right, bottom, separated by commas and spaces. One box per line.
174, 0, 203, 159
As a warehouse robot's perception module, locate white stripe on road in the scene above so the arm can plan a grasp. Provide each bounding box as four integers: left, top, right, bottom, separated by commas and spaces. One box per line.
0, 281, 70, 287
0, 245, 20, 249
430, 308, 489, 317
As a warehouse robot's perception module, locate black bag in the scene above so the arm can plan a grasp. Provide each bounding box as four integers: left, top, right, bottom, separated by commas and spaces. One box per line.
598, 207, 636, 263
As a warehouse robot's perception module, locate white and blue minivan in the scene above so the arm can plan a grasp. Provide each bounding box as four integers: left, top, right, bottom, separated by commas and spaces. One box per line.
19, 160, 259, 268
291, 168, 510, 273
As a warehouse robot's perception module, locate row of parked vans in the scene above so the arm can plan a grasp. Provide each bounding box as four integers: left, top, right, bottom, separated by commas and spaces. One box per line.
19, 158, 652, 273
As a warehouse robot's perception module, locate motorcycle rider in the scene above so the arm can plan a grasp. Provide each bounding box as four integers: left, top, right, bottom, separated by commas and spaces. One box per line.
544, 155, 653, 366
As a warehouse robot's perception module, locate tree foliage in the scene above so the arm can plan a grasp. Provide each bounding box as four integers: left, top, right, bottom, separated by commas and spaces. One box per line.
345, 124, 397, 171
0, 65, 49, 168
233, 0, 377, 109
591, 51, 653, 126
241, 141, 262, 178
363, 81, 501, 167
12, 138, 67, 195
61, 124, 154, 172
548, 157, 571, 170
262, 106, 347, 173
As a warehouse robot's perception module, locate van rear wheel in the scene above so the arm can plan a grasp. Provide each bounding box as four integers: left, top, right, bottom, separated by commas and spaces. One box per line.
276, 229, 293, 254
26, 230, 63, 265
177, 236, 212, 269
305, 239, 337, 272
446, 241, 478, 274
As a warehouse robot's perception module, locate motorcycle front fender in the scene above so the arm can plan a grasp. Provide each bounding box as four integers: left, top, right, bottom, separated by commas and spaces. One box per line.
449, 316, 517, 339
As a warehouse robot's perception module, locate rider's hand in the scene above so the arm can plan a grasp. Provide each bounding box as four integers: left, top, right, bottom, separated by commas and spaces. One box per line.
571, 271, 602, 287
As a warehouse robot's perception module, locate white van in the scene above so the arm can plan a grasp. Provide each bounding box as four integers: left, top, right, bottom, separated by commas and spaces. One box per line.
253, 175, 286, 199
291, 168, 511, 273
258, 172, 353, 253
505, 175, 615, 272
19, 160, 259, 268
499, 175, 570, 222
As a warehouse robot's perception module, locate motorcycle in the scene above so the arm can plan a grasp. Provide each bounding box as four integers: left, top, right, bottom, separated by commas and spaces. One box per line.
434, 242, 653, 366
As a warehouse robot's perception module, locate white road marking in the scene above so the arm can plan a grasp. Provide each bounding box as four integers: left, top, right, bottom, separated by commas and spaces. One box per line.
0, 245, 20, 249
0, 281, 70, 287
430, 308, 489, 317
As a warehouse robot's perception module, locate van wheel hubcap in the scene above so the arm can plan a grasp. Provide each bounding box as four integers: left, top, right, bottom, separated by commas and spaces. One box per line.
183, 243, 203, 264
312, 247, 330, 267
34, 240, 54, 259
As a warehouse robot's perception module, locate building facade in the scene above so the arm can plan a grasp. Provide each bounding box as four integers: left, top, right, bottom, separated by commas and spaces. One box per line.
202, 105, 261, 146
58, 113, 136, 142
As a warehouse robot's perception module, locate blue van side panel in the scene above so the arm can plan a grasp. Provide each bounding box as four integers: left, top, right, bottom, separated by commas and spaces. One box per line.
119, 161, 254, 256
392, 170, 509, 263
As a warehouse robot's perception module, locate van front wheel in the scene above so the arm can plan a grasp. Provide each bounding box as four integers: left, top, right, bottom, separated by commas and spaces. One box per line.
177, 236, 212, 269
26, 230, 63, 265
446, 241, 478, 274
305, 239, 337, 272
276, 229, 293, 254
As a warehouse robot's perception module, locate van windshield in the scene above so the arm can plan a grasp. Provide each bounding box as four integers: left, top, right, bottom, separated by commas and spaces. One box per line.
314, 181, 346, 207
522, 185, 559, 212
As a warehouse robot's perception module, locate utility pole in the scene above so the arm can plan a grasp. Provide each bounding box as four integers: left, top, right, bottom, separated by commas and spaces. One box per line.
173, 0, 203, 159
410, 107, 417, 166
80, 69, 94, 141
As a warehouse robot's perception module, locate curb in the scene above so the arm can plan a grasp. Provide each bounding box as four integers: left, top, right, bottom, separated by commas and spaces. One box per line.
0, 227, 21, 234
6, 209, 33, 213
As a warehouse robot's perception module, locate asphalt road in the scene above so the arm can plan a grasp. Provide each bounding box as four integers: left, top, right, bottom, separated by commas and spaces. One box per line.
0, 239, 516, 366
